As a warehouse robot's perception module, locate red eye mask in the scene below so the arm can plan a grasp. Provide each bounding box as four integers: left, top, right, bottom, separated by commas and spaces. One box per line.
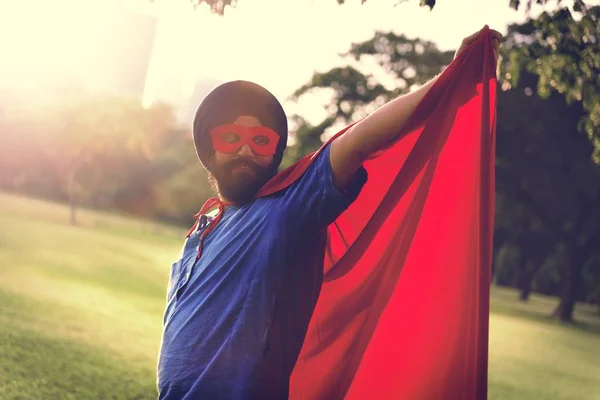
209, 124, 280, 156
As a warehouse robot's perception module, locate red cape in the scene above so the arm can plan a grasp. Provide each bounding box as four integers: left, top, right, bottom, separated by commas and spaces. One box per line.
258, 27, 496, 399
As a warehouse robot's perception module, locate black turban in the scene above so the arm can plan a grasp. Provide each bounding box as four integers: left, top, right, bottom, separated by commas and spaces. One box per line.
192, 80, 288, 171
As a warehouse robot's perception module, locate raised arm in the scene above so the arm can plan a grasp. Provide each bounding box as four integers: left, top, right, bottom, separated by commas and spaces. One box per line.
330, 26, 502, 191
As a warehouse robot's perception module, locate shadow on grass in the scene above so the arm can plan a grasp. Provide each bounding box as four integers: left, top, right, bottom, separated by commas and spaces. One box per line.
578, 306, 600, 319
492, 307, 600, 335
0, 287, 161, 400
0, 326, 157, 400
491, 290, 600, 335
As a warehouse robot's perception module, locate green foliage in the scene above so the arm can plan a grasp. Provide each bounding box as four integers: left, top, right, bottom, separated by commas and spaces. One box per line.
494, 5, 600, 319
495, 69, 600, 317
344, 32, 454, 95
496, 72, 599, 243
292, 66, 389, 121
0, 94, 212, 226
508, 0, 588, 13
281, 115, 337, 169
184, 0, 586, 15
502, 5, 600, 163
286, 33, 450, 163
186, 0, 236, 14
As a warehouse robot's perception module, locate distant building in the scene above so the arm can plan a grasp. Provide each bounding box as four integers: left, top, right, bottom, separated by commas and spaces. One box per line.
82, 7, 158, 99
0, 4, 157, 107
179, 78, 223, 125
141, 9, 222, 126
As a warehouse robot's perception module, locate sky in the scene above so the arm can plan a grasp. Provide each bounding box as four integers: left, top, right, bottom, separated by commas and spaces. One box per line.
0, 0, 591, 125
155, 0, 521, 97
141, 0, 548, 124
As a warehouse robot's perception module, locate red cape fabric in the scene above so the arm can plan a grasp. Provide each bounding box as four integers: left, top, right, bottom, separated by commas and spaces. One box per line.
261, 28, 496, 399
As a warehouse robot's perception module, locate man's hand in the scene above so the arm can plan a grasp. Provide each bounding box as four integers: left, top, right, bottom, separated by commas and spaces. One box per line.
454, 25, 503, 63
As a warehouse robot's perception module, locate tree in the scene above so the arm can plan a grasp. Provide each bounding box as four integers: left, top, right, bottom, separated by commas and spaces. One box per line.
0, 100, 68, 202
283, 32, 452, 165
0, 88, 216, 226
183, 0, 586, 15
494, 194, 559, 301
150, 126, 215, 225
502, 5, 600, 163
47, 96, 176, 224
581, 254, 600, 314
495, 9, 600, 320
495, 68, 600, 321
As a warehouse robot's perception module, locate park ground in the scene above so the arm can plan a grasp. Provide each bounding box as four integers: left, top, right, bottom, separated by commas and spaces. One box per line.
0, 192, 598, 400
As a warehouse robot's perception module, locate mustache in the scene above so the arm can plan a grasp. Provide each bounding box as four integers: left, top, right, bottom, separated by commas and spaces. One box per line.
223, 158, 263, 174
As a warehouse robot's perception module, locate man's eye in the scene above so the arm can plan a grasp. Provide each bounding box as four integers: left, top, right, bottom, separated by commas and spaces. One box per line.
223, 133, 240, 143
252, 135, 270, 146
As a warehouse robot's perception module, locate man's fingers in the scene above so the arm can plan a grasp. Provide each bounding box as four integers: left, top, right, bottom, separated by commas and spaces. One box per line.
462, 27, 503, 46
490, 29, 503, 41
462, 29, 484, 45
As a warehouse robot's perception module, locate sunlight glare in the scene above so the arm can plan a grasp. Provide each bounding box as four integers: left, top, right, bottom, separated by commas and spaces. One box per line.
0, 0, 153, 100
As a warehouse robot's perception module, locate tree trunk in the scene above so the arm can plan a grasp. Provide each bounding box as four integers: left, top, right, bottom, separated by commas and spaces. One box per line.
552, 250, 584, 322
519, 282, 533, 301
517, 260, 544, 302
67, 168, 78, 226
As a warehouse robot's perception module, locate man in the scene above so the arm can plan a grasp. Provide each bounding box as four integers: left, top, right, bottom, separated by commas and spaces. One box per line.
157, 26, 502, 400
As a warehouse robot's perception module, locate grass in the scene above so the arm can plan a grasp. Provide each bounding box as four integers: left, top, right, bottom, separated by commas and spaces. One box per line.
1, 192, 599, 399
488, 289, 600, 400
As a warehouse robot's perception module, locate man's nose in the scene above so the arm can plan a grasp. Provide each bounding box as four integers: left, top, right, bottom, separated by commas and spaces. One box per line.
237, 144, 255, 157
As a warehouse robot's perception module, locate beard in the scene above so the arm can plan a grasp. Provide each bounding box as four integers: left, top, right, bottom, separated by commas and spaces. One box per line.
208, 157, 278, 205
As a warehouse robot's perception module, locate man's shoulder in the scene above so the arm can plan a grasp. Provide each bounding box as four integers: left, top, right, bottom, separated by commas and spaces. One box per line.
244, 193, 298, 226
251, 192, 286, 211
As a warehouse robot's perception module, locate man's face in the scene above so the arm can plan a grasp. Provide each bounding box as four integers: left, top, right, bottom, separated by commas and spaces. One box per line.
207, 115, 278, 204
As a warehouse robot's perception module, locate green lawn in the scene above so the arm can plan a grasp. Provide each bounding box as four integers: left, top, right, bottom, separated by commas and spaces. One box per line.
1, 192, 599, 400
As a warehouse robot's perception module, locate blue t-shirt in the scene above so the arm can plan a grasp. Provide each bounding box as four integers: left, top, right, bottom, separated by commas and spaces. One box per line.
157, 144, 367, 399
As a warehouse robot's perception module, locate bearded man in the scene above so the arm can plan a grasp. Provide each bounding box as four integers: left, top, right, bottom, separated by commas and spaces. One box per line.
157, 26, 502, 400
